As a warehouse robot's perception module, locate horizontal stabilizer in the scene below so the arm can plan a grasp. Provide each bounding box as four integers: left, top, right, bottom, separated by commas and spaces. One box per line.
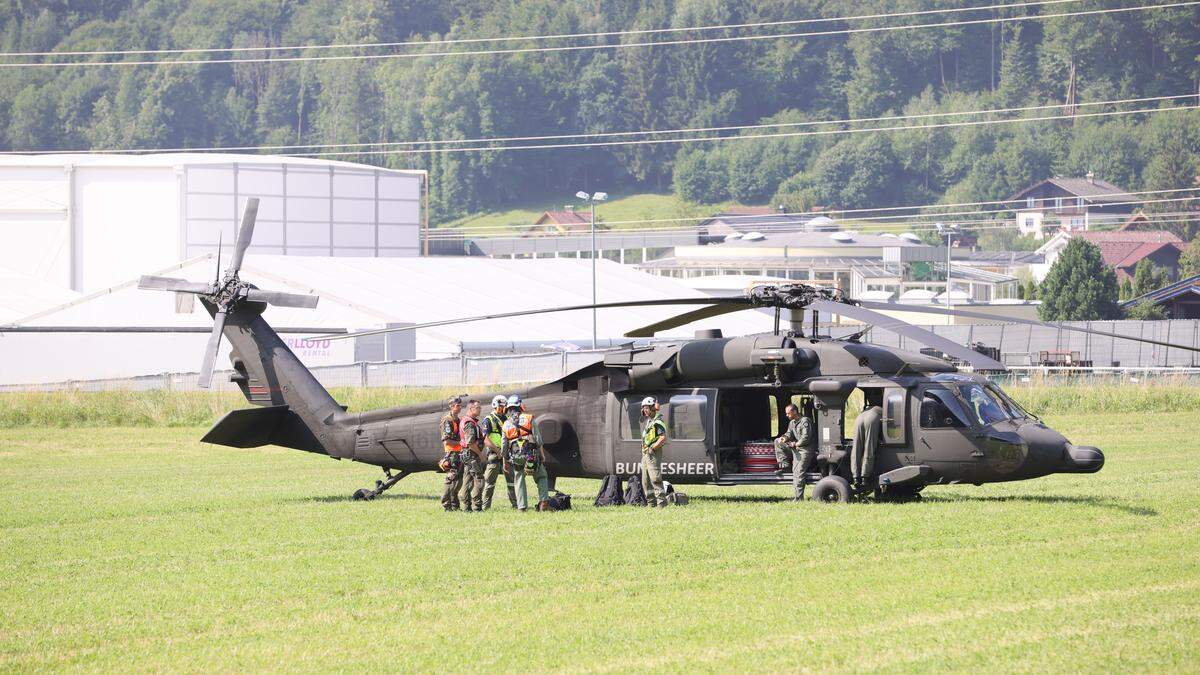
201, 405, 291, 448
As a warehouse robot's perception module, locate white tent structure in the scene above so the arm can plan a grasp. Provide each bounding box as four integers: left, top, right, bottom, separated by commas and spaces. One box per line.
0, 154, 425, 294
1, 255, 773, 384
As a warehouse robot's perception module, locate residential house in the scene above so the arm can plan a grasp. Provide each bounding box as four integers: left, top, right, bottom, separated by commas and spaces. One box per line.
1035, 230, 1185, 282
1120, 274, 1200, 319
1008, 174, 1135, 239
528, 207, 597, 236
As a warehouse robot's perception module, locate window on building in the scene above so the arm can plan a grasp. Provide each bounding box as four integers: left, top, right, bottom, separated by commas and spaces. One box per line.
1054, 197, 1063, 209
1026, 197, 1036, 209
1076, 197, 1085, 207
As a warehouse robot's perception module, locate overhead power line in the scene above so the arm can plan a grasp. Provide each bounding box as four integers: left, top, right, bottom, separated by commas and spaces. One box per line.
6, 93, 1192, 157
0, 0, 1083, 59
2, 2, 1193, 68
289, 102, 1197, 157
425, 193, 1200, 239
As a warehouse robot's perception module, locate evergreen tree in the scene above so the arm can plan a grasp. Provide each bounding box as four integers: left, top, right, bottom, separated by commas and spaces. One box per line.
1181, 240, 1200, 278
1038, 239, 1121, 320
997, 22, 1037, 106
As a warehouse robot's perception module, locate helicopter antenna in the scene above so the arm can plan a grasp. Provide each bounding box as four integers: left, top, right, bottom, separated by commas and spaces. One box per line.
214, 230, 222, 287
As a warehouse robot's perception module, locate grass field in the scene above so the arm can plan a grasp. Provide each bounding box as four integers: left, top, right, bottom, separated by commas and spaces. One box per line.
440, 192, 748, 234
2, 408, 1198, 671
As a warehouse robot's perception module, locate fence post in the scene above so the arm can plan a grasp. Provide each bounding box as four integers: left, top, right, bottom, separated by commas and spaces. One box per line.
461, 354, 468, 385
360, 362, 368, 388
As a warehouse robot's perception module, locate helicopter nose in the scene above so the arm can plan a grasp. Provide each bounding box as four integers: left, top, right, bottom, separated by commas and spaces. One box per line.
1060, 444, 1104, 473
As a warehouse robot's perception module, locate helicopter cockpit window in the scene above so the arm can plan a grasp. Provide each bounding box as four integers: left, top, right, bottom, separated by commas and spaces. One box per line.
987, 384, 1034, 420
958, 383, 1011, 426
920, 389, 969, 429
667, 395, 707, 440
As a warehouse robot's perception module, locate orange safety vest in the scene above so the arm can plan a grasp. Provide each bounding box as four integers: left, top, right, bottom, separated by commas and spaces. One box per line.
441, 413, 462, 452
503, 413, 534, 442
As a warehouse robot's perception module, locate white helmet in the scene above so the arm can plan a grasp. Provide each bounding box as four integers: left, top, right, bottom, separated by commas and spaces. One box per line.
491, 394, 508, 409
640, 396, 658, 407
507, 394, 523, 408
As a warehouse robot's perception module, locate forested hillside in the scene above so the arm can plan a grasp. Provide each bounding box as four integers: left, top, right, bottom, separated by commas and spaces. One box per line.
2, 0, 1198, 225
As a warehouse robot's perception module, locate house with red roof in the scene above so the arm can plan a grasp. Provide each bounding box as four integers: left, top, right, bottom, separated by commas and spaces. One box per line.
1036, 229, 1185, 282
527, 207, 597, 236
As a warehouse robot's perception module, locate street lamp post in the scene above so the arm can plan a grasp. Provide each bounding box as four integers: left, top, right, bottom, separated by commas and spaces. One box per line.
575, 190, 608, 348
936, 222, 959, 310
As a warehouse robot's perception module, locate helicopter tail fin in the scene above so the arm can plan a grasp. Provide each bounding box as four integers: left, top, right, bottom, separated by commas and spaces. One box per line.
204, 301, 343, 456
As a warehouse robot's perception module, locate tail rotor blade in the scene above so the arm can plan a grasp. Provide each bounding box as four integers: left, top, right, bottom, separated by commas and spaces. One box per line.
138, 275, 214, 294
227, 197, 260, 276
197, 309, 228, 389
245, 288, 320, 308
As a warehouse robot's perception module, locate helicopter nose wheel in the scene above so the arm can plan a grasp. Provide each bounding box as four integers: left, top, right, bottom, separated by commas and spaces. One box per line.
810, 475, 852, 503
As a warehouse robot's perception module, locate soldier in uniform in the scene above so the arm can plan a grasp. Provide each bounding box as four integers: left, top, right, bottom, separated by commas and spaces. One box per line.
774, 401, 815, 499
503, 394, 551, 512
851, 396, 883, 491
457, 399, 486, 512
639, 396, 668, 508
439, 395, 465, 511
481, 395, 517, 510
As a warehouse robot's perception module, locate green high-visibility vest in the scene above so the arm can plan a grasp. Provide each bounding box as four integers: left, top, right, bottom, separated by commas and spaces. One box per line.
643, 414, 666, 448
485, 412, 505, 449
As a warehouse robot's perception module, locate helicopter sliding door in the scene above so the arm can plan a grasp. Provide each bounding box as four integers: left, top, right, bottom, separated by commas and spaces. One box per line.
610, 390, 716, 484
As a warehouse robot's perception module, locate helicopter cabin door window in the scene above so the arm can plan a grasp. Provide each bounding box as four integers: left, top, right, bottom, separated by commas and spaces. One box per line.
919, 388, 970, 429
882, 388, 906, 444
667, 395, 706, 440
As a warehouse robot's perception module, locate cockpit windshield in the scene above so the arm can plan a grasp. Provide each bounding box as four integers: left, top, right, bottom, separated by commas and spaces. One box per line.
957, 383, 1012, 426
987, 384, 1036, 420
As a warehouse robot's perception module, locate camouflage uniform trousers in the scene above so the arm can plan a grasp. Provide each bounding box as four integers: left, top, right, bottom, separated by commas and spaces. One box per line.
641, 449, 667, 507
509, 455, 549, 511
440, 452, 463, 510
481, 451, 518, 509
458, 450, 485, 511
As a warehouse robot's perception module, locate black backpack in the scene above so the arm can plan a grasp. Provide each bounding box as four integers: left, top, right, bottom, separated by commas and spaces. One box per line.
594, 475, 625, 507
549, 490, 572, 511
623, 476, 647, 506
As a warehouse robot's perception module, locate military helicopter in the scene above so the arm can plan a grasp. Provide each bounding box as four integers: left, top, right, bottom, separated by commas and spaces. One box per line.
139, 199, 1197, 503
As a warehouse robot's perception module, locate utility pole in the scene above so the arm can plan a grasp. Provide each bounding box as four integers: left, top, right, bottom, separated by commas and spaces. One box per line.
576, 190, 608, 348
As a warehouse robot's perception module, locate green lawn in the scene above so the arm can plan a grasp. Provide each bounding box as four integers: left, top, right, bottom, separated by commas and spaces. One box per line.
2, 412, 1198, 671
440, 192, 753, 234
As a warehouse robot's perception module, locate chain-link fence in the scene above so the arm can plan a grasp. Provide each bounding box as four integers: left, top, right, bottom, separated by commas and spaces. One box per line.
4, 320, 1199, 392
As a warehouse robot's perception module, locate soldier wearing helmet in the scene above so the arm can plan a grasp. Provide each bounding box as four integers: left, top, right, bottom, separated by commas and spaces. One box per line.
640, 396, 669, 508
439, 395, 466, 511
481, 394, 518, 510
503, 394, 551, 511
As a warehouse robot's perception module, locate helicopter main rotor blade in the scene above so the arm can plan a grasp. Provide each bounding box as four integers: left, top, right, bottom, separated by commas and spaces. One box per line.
807, 299, 1006, 371
316, 297, 733, 342
245, 288, 320, 308
138, 275, 214, 294
226, 198, 260, 277
197, 308, 228, 389
624, 300, 754, 337
854, 301, 1200, 354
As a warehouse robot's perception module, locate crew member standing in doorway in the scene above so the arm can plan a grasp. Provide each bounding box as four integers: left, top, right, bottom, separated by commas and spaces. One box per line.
439, 395, 465, 511
640, 396, 668, 508
852, 395, 883, 491
774, 401, 815, 500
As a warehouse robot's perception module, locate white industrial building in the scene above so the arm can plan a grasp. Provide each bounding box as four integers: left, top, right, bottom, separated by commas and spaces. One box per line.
0, 153, 425, 294
1, 256, 774, 385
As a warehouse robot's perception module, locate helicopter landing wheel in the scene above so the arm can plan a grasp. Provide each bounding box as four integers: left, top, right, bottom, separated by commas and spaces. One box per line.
352, 488, 375, 501
810, 476, 852, 503
352, 469, 410, 501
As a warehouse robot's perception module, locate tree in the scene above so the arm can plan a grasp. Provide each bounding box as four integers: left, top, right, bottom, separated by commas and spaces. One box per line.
1038, 239, 1121, 320
1126, 300, 1166, 320
1119, 277, 1133, 302
1181, 240, 1200, 278
1132, 259, 1169, 298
